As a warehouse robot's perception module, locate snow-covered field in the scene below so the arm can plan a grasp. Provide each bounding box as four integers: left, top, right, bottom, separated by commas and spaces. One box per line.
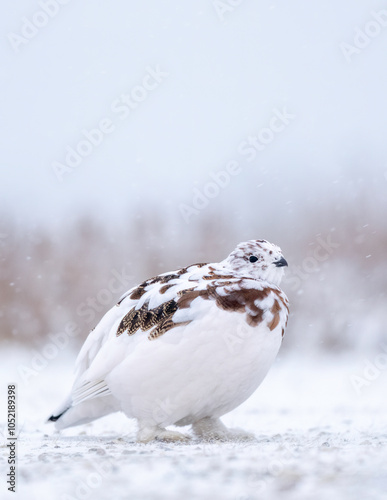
1, 348, 386, 500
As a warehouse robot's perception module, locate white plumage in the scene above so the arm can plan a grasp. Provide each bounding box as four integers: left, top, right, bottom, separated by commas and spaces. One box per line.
49, 239, 289, 442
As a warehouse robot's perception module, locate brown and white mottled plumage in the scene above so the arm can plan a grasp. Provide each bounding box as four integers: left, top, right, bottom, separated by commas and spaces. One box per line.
49, 240, 289, 442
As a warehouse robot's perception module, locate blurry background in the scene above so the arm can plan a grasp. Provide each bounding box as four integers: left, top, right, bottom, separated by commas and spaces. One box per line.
1, 0, 387, 355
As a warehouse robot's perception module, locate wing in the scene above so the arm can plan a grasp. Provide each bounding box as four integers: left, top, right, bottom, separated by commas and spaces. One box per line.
71, 266, 209, 387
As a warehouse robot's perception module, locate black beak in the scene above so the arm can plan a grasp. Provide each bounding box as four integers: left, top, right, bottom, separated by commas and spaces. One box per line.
274, 257, 288, 268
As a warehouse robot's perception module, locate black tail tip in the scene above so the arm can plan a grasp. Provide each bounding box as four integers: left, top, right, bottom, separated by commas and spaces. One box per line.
47, 408, 68, 423
47, 414, 60, 422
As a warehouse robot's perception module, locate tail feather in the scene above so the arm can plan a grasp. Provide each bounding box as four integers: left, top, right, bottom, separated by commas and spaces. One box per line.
47, 380, 119, 430
47, 407, 70, 422
72, 380, 112, 406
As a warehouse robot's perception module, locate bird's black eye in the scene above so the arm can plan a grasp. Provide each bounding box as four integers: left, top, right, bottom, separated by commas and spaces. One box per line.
249, 255, 258, 263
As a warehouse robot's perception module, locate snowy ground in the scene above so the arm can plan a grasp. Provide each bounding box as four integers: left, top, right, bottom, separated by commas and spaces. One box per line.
1, 347, 387, 500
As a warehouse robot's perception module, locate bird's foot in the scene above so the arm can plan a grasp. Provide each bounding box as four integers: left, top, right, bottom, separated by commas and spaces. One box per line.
137, 424, 191, 443
192, 417, 255, 442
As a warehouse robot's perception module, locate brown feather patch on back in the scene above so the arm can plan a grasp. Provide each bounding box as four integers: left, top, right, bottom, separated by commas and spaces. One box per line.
159, 283, 175, 294
117, 277, 288, 340
267, 299, 282, 331
176, 284, 269, 327
117, 272, 187, 306
202, 273, 234, 280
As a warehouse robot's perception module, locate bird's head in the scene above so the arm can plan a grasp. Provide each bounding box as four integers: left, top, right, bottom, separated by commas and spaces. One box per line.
221, 239, 288, 286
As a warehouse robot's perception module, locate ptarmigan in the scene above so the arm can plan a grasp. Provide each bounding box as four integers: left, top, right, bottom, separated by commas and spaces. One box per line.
48, 239, 289, 442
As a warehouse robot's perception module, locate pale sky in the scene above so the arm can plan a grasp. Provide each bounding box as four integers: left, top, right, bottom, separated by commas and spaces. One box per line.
1, 0, 387, 229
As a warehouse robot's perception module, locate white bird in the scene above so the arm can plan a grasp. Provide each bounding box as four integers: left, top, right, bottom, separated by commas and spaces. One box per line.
48, 239, 289, 442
